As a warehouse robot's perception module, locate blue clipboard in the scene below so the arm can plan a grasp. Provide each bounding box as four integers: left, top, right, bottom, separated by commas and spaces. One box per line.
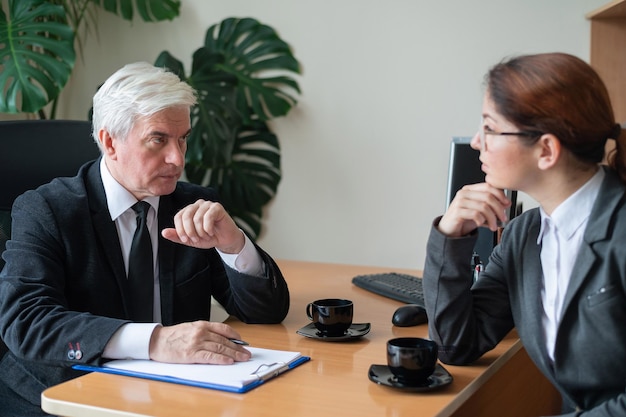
74, 352, 310, 394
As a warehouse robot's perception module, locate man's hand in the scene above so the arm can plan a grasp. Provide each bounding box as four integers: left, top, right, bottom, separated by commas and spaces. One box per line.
438, 183, 512, 237
161, 199, 245, 253
149, 321, 251, 364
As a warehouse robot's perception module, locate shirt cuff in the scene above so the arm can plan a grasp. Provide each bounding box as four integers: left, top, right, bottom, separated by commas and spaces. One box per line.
217, 232, 265, 276
102, 323, 160, 360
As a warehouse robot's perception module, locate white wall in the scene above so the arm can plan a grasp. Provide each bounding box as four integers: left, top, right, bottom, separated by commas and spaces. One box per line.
57, 0, 608, 270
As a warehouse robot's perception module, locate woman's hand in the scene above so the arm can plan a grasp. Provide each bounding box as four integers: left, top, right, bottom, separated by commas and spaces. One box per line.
438, 183, 512, 237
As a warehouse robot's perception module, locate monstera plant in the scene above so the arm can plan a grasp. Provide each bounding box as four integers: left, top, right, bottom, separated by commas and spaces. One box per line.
0, 0, 180, 118
155, 17, 301, 239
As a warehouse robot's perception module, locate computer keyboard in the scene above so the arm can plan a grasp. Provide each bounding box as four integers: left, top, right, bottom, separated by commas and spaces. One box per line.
351, 272, 425, 307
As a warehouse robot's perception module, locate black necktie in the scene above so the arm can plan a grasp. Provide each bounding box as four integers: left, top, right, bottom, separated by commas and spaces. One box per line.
128, 201, 154, 322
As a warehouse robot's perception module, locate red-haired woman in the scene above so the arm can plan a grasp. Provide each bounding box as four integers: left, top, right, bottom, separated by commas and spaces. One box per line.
424, 52, 626, 416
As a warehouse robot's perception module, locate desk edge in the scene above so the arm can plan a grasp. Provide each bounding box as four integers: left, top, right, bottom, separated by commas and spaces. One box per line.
41, 391, 148, 417
434, 339, 523, 417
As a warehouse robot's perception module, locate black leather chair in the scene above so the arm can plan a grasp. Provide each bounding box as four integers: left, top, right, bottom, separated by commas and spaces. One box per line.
0, 120, 101, 270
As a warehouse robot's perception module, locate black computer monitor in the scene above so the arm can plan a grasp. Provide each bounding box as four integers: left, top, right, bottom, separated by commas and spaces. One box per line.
445, 137, 518, 265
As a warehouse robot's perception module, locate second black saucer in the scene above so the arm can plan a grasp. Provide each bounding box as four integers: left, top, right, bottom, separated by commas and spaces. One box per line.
368, 363, 453, 392
296, 322, 371, 341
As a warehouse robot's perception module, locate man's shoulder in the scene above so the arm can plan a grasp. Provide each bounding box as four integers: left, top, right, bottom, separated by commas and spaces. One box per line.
18, 161, 96, 204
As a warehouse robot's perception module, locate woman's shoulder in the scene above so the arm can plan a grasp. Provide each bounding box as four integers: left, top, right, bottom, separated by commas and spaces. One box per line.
506, 207, 540, 231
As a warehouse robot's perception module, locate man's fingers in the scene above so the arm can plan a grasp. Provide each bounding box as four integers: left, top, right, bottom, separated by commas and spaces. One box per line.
149, 321, 251, 364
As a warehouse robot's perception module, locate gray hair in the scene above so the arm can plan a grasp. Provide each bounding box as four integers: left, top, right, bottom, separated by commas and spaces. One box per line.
92, 62, 197, 149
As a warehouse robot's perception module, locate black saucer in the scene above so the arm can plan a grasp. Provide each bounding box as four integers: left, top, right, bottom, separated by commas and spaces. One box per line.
296, 322, 371, 341
368, 363, 452, 392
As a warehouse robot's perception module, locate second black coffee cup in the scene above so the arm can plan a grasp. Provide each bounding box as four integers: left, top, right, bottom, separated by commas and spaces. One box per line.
306, 298, 353, 336
387, 337, 438, 384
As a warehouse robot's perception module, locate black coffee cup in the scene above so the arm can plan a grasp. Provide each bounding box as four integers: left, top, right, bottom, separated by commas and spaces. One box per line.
306, 298, 353, 336
387, 337, 438, 384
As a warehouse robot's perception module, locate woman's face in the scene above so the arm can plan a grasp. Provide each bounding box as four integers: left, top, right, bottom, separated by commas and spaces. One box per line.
470, 94, 539, 192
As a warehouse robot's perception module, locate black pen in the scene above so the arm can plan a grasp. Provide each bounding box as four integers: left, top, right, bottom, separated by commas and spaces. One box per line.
229, 338, 249, 346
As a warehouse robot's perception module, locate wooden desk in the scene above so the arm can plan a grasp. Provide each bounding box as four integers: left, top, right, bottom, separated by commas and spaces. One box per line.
42, 260, 561, 417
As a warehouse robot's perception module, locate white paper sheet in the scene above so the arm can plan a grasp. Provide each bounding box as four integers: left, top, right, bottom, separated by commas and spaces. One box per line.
101, 347, 305, 389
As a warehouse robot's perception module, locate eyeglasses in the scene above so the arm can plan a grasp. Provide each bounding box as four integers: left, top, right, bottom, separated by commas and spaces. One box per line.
478, 124, 541, 151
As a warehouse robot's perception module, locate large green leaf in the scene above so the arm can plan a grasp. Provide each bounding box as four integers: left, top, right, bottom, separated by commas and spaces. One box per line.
0, 0, 75, 113
0, 0, 181, 116
204, 17, 302, 124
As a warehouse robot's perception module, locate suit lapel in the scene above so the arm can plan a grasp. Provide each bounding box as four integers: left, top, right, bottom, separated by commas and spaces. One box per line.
520, 217, 553, 373
559, 168, 622, 323
558, 241, 597, 322
85, 160, 133, 315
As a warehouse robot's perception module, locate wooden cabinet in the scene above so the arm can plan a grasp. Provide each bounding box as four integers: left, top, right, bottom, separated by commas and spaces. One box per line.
587, 0, 626, 123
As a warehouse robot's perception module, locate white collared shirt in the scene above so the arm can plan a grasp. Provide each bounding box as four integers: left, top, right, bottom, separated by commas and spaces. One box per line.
537, 168, 604, 362
99, 158, 264, 359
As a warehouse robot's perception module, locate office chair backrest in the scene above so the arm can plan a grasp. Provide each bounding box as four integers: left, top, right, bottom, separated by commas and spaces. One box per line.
0, 120, 101, 270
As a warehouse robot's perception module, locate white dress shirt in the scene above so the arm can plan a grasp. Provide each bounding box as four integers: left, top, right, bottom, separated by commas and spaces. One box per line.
99, 159, 264, 359
537, 167, 604, 362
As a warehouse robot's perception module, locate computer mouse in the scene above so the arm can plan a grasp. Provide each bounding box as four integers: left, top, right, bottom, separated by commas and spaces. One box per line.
392, 304, 428, 327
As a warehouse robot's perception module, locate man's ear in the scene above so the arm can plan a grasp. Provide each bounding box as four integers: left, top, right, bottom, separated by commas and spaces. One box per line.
98, 129, 117, 160
536, 134, 561, 170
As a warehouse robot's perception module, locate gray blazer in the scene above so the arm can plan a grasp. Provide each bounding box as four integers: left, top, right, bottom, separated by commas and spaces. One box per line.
0, 158, 289, 408
423, 166, 626, 416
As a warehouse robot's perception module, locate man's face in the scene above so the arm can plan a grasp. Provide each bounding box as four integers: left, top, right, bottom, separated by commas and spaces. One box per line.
103, 107, 191, 200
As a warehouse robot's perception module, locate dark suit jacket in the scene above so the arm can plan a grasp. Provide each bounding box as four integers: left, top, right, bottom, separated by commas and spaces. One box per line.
423, 167, 626, 416
0, 159, 289, 408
